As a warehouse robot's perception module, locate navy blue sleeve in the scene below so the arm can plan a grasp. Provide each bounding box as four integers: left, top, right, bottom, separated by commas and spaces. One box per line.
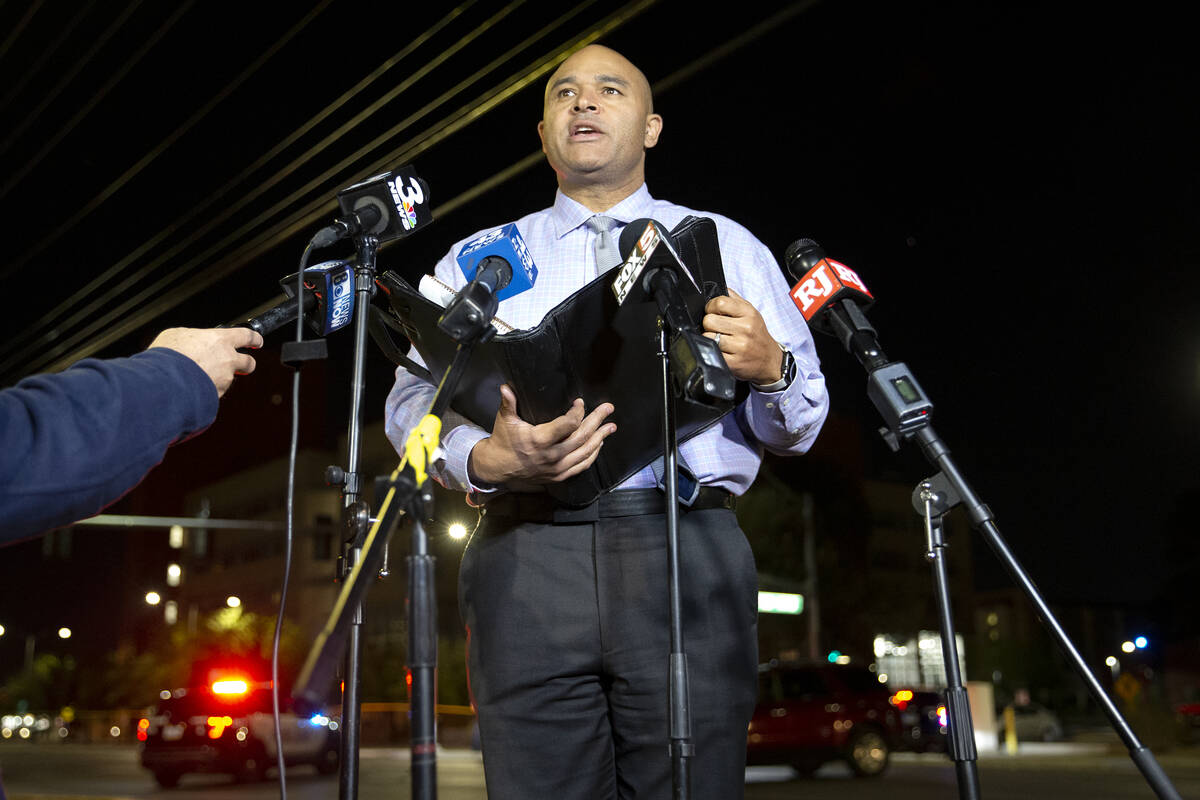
0, 348, 219, 543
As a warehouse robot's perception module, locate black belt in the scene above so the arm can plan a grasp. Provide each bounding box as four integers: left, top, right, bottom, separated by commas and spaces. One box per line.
481, 487, 735, 524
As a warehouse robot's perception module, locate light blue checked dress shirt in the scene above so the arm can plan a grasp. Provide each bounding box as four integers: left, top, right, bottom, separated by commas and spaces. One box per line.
383, 184, 829, 500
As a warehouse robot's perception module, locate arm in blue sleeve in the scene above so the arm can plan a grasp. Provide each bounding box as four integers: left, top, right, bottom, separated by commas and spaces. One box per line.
0, 348, 219, 543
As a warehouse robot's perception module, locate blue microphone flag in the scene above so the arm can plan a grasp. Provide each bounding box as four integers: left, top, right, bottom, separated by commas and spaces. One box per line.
456, 224, 537, 301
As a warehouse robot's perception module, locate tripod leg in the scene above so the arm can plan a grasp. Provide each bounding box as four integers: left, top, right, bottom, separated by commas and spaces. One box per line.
921, 498, 981, 800
915, 428, 1184, 800
338, 546, 365, 800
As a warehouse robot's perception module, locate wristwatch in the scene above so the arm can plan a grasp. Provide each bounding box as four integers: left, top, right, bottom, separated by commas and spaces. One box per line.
755, 347, 796, 392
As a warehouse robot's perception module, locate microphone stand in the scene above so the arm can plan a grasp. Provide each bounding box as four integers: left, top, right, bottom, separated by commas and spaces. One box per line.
294, 322, 485, 800
912, 473, 980, 800
644, 265, 734, 800
657, 321, 694, 800
328, 233, 381, 800
824, 297, 1183, 800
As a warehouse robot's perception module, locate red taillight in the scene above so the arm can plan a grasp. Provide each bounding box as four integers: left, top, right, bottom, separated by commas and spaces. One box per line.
137, 717, 149, 742
211, 678, 249, 696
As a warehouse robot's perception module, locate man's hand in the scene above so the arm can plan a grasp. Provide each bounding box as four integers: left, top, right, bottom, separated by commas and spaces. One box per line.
702, 288, 782, 385
148, 327, 263, 398
469, 384, 616, 490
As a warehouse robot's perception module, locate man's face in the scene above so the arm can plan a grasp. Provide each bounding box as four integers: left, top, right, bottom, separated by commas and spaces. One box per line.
537, 46, 662, 191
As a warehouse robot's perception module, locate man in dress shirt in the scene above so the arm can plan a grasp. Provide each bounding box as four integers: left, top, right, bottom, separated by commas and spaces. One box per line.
385, 44, 829, 799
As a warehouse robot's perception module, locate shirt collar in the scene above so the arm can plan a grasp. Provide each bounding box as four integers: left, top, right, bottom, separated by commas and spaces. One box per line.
550, 184, 657, 239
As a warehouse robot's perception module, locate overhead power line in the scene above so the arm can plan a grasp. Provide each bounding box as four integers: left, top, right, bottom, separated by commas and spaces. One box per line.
17, 0, 640, 379
4, 1, 816, 381
0, 0, 495, 377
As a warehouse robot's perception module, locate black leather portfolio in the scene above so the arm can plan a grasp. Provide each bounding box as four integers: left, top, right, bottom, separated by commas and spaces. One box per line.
377, 215, 740, 507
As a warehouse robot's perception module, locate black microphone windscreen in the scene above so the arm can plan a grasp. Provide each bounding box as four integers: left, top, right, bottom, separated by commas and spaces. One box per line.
351, 197, 389, 236
476, 255, 513, 292
618, 218, 660, 260
784, 238, 826, 281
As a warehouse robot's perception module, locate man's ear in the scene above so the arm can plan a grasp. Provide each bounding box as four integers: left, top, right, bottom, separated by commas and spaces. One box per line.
537, 120, 547, 153
644, 114, 663, 149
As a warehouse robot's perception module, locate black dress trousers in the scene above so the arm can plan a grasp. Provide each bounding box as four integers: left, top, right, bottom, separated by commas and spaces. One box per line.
458, 506, 759, 800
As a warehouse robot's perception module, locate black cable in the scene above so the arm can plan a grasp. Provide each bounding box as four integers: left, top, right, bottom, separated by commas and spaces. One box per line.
271, 241, 315, 800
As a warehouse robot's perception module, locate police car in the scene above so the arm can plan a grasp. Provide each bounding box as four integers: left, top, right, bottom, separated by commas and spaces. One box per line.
138, 673, 339, 788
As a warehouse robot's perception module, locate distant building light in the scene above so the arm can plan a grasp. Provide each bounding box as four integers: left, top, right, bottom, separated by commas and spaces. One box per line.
145, 591, 161, 606
0, 624, 5, 637
57, 627, 71, 639
168, 525, 185, 549
835, 655, 851, 665
164, 601, 178, 625
986, 612, 999, 626
109, 726, 121, 738
1134, 636, 1148, 649
226, 596, 241, 609
877, 673, 888, 683
1121, 641, 1136, 653
1105, 656, 1118, 667
757, 591, 803, 615
166, 563, 182, 587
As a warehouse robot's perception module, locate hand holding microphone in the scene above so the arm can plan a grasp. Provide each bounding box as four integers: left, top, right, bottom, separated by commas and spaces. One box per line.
147, 326, 263, 398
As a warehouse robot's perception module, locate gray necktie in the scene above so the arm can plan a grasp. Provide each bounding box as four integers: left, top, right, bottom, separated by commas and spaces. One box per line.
587, 215, 622, 273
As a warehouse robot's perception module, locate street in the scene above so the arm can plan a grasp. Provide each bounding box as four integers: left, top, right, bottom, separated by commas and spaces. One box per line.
3, 742, 1200, 799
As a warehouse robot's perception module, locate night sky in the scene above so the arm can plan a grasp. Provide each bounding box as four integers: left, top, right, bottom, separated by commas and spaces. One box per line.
1, 1, 1197, 613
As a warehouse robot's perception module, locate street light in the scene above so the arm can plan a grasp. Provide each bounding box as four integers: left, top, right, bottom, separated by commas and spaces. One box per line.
1121, 640, 1136, 653
17, 627, 74, 672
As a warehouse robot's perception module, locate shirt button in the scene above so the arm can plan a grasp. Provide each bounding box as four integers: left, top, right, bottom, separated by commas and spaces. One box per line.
765, 402, 775, 409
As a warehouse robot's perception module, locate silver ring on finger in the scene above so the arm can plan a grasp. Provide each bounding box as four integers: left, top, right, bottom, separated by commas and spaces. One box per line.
713, 332, 722, 347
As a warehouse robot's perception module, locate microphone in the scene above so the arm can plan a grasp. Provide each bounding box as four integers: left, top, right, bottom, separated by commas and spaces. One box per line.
616, 218, 734, 405
783, 238, 932, 438
454, 223, 537, 301
783, 239, 884, 370
612, 218, 699, 307
418, 274, 514, 333
238, 260, 355, 337
784, 238, 875, 332
312, 164, 433, 248
311, 204, 383, 248
436, 224, 538, 343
